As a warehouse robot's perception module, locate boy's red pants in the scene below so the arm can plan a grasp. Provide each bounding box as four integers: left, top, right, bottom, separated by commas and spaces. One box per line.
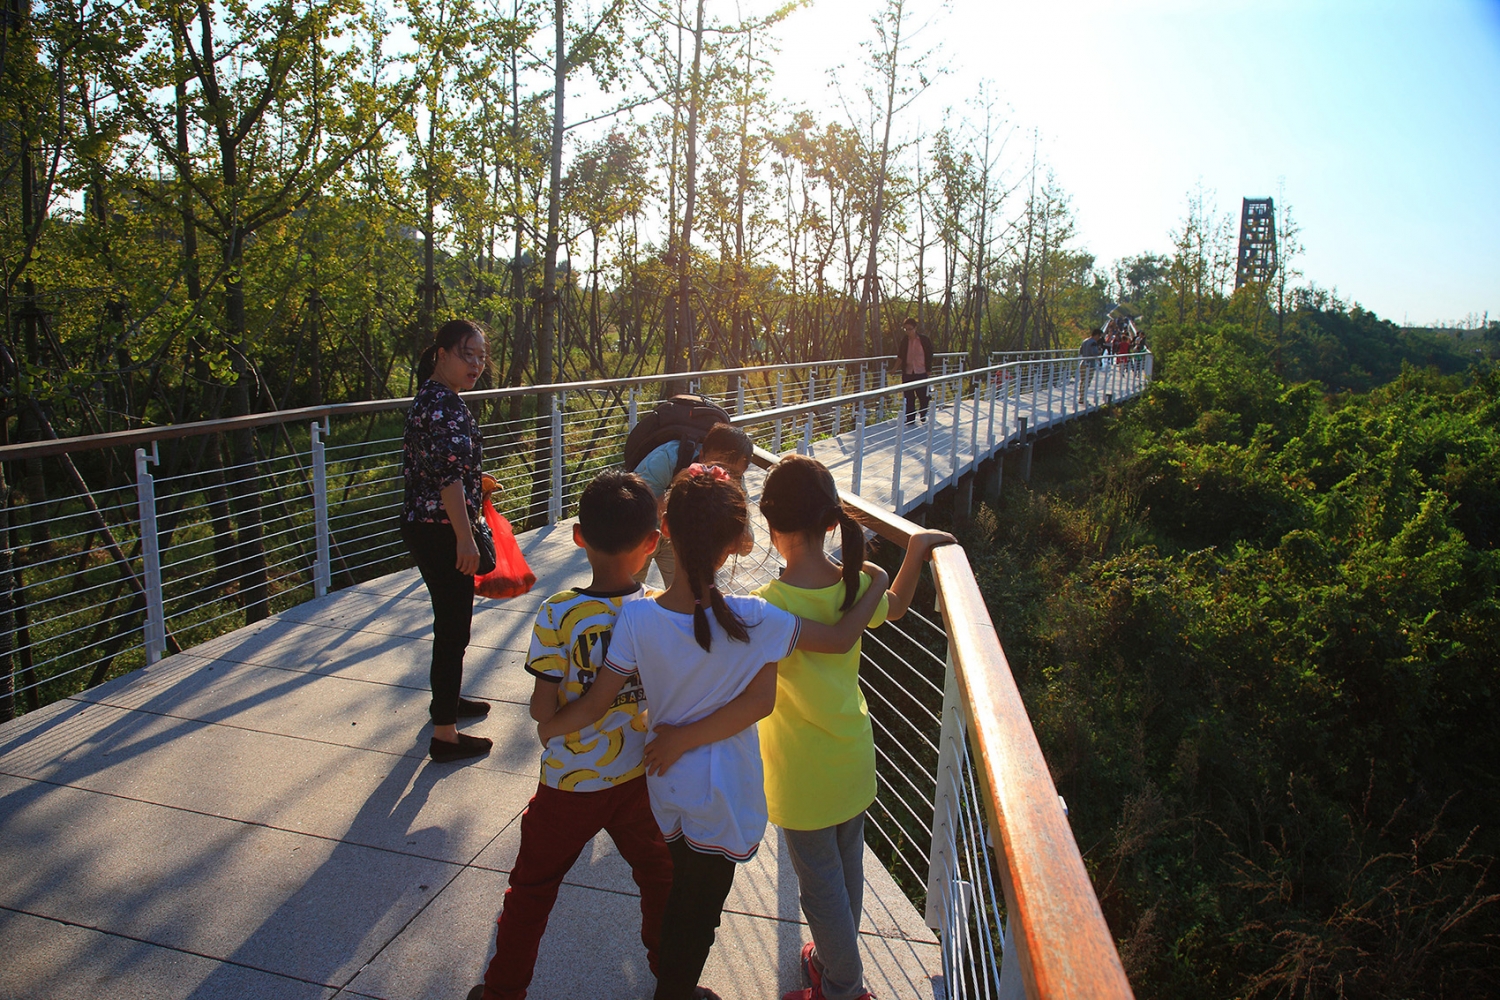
480, 777, 673, 1000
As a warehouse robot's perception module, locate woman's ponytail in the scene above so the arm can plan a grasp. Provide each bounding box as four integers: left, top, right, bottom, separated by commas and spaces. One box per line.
836, 506, 866, 610
416, 344, 440, 384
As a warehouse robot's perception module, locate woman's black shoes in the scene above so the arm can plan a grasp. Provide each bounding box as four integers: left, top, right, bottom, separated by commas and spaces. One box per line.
429, 732, 492, 762
456, 697, 491, 718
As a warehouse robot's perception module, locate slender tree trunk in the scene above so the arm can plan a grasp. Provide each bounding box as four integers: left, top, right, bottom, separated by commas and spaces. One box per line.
674, 0, 705, 380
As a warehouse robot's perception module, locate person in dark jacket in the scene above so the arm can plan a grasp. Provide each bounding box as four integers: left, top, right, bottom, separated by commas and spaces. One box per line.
897, 317, 935, 425
401, 319, 495, 763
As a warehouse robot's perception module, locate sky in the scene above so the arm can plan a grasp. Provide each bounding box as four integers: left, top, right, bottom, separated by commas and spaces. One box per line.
761, 0, 1500, 326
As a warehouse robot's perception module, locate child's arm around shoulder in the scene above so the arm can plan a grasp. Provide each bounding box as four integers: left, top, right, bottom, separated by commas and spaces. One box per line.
642, 661, 776, 776
534, 597, 636, 743
538, 668, 628, 742
885, 530, 957, 621
795, 562, 891, 653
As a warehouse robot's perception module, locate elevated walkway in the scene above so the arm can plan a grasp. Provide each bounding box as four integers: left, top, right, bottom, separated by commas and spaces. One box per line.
0, 351, 1147, 1000
0, 529, 938, 999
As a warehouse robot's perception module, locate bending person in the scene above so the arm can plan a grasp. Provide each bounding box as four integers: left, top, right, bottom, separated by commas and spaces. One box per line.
401, 319, 495, 763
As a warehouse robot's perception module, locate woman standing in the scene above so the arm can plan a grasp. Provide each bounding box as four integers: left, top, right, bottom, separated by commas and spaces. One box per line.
401, 319, 495, 763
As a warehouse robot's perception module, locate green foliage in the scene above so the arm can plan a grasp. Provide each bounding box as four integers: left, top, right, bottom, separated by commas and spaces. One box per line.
965, 317, 1500, 997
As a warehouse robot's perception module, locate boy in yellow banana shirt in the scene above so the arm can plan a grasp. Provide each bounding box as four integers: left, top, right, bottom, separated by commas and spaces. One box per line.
469, 471, 673, 1000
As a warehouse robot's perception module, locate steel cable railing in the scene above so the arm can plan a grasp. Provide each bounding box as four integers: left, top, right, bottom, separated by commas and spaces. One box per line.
0, 349, 1149, 998
0, 357, 912, 710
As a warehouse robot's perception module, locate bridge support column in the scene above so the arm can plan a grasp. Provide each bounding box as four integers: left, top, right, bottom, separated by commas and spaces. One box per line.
1017, 416, 1032, 483
954, 472, 973, 526
984, 456, 1002, 504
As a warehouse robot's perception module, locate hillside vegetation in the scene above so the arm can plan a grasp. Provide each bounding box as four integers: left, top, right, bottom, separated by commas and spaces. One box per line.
963, 313, 1499, 998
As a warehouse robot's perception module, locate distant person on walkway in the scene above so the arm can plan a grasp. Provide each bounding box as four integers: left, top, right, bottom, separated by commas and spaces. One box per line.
633, 422, 755, 587
401, 319, 494, 763
468, 471, 673, 1000
756, 455, 954, 1000
548, 465, 889, 1000
897, 316, 934, 425
1078, 327, 1104, 406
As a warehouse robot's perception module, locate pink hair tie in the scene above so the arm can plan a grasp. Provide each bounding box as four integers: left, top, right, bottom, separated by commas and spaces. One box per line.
685, 462, 731, 482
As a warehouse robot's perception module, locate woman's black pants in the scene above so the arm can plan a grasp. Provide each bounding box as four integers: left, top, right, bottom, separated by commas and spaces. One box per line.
400, 519, 473, 727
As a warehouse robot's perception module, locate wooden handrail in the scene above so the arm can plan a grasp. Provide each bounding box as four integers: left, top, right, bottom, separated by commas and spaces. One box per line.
931, 545, 1133, 999
753, 444, 1133, 998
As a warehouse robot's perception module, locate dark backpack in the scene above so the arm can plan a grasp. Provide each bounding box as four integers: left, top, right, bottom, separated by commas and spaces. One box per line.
622, 394, 733, 475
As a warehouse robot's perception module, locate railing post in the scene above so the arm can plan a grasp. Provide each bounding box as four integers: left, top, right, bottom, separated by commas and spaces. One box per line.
773, 372, 784, 452
969, 373, 980, 469
549, 395, 563, 524
735, 379, 745, 417
1047, 359, 1056, 426
987, 370, 997, 455
800, 410, 813, 455
949, 376, 961, 483
628, 388, 639, 430
310, 421, 330, 598
879, 368, 888, 421
891, 401, 905, 512
135, 446, 166, 665
808, 371, 818, 444
833, 368, 844, 436
852, 403, 865, 496
925, 389, 938, 504
925, 651, 964, 931
1029, 361, 1039, 435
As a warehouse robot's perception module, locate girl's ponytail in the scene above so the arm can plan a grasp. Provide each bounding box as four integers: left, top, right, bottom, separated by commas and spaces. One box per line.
835, 506, 866, 610
666, 465, 751, 651
762, 454, 867, 608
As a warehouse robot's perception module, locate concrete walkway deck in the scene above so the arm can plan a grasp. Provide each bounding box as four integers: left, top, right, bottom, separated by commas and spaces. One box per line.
0, 521, 940, 1000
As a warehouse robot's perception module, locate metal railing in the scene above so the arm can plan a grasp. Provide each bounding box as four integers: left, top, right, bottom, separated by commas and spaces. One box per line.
0, 357, 898, 712
727, 378, 1140, 998
0, 349, 1150, 998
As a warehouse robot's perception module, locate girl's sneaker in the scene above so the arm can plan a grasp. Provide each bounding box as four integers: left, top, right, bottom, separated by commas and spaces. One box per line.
800, 942, 823, 994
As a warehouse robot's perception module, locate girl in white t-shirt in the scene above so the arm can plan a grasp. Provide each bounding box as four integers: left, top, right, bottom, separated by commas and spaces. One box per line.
566, 463, 888, 1000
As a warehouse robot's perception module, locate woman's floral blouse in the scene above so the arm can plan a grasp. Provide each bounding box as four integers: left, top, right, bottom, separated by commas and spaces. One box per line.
403, 380, 483, 525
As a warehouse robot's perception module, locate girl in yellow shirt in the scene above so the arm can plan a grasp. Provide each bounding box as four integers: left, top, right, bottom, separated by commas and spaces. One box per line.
756, 455, 953, 1000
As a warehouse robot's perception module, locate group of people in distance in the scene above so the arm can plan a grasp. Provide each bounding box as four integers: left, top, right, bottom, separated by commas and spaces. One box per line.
400, 319, 956, 1000
1077, 317, 1147, 405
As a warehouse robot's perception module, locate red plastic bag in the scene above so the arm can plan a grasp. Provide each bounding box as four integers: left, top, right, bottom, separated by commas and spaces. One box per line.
475, 498, 536, 599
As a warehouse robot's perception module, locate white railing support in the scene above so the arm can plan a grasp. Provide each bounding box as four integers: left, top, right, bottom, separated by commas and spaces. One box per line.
311, 421, 331, 598
773, 372, 785, 452
852, 403, 865, 495
925, 397, 938, 504
892, 404, 905, 512
135, 445, 166, 665
968, 374, 980, 471
925, 653, 964, 928
949, 376, 961, 483
549, 395, 563, 524
628, 388, 639, 429
735, 379, 745, 417
987, 371, 997, 455
833, 369, 845, 436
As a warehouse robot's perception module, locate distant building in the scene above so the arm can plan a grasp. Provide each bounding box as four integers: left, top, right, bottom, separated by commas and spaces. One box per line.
1235, 197, 1277, 288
